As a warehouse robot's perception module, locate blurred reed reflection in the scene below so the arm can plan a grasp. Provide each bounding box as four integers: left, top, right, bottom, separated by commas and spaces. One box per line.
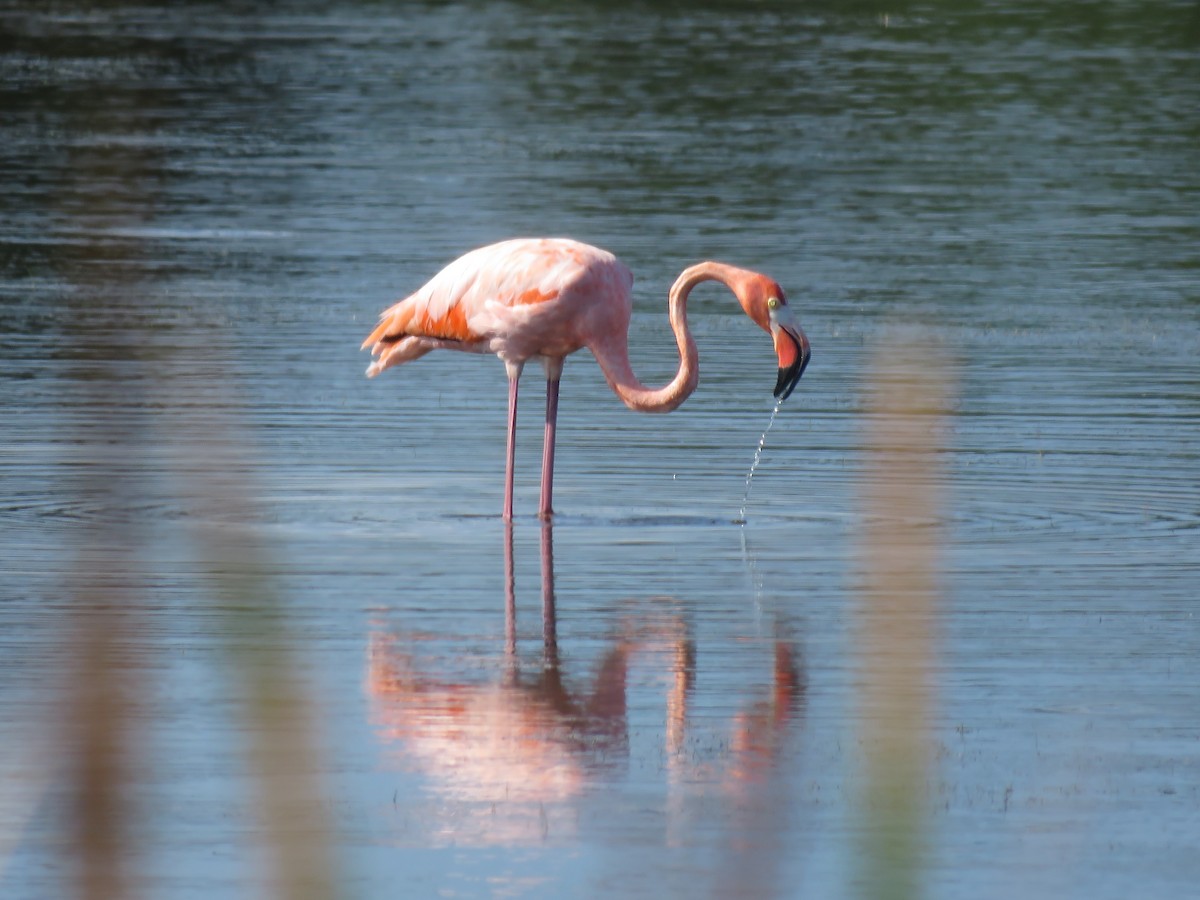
366, 523, 805, 847
855, 335, 953, 900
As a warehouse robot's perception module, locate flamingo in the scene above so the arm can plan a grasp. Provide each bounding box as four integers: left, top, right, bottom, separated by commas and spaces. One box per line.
362, 238, 811, 520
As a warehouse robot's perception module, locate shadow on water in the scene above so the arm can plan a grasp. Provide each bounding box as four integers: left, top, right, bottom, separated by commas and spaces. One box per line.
366, 521, 806, 862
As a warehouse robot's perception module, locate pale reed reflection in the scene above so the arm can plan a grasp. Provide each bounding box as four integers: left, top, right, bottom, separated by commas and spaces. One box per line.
855, 334, 953, 900
26, 43, 343, 900
366, 523, 805, 849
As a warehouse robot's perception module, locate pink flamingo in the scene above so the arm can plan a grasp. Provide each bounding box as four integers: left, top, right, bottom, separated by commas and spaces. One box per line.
362, 238, 810, 520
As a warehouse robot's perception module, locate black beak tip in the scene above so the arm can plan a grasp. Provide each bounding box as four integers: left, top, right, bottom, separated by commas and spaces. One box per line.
773, 344, 811, 401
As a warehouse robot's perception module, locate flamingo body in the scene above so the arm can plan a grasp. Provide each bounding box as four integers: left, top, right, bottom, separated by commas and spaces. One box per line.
362, 238, 810, 520
363, 239, 632, 377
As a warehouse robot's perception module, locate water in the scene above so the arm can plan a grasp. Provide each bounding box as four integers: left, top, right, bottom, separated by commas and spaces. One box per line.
2, 2, 1199, 898
738, 398, 785, 524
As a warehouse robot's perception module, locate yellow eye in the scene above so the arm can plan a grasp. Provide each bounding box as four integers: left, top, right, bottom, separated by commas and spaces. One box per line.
767, 297, 779, 310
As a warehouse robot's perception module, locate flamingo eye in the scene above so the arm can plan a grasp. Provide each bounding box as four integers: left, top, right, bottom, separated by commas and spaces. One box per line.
767, 296, 780, 310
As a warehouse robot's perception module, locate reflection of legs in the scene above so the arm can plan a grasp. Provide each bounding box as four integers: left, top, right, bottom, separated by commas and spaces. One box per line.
539, 521, 557, 663
503, 522, 516, 661
667, 639, 696, 756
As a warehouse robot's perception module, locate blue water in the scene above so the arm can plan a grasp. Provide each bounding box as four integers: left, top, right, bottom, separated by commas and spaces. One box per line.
2, 2, 1198, 898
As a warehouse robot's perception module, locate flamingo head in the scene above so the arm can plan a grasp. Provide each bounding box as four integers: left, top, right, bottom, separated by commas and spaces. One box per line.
736, 275, 812, 401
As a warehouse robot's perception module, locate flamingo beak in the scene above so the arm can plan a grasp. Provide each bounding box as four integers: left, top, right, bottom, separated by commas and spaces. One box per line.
773, 322, 810, 401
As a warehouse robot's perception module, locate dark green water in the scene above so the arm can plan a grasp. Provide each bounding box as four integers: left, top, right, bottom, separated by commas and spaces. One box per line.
2, 2, 1198, 898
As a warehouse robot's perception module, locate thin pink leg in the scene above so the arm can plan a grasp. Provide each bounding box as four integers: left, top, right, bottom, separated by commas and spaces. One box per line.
539, 363, 562, 520
504, 372, 519, 521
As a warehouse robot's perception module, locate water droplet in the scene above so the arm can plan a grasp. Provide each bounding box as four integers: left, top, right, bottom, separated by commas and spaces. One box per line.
739, 397, 784, 522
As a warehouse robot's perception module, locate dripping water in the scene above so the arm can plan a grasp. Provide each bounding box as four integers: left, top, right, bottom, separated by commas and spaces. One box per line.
737, 398, 784, 628
736, 397, 784, 524
739, 517, 767, 629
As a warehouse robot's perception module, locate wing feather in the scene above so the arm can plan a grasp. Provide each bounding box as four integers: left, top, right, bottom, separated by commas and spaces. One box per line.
362, 238, 629, 364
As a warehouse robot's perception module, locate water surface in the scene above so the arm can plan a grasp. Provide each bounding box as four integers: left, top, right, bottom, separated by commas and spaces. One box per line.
2, 2, 1198, 898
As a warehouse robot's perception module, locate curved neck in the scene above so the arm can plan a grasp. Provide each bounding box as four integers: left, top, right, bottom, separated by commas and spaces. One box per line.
591, 262, 748, 413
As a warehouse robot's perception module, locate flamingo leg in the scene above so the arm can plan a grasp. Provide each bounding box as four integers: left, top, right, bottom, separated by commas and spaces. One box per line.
539, 359, 563, 520
503, 364, 521, 521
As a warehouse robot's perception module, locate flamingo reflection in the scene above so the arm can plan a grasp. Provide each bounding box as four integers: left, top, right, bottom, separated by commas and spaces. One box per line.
366, 523, 804, 846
